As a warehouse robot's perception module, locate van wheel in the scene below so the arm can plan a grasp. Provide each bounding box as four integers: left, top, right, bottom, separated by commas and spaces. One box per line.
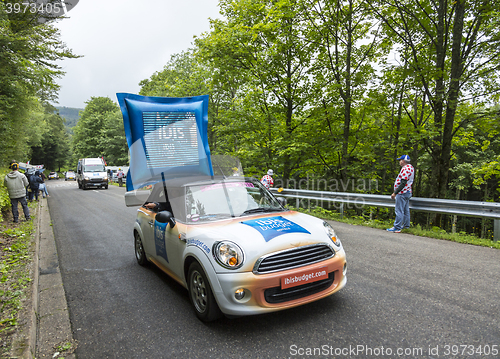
188, 262, 222, 322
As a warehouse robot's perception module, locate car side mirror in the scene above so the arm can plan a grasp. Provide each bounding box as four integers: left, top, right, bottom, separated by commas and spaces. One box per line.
276, 197, 287, 207
156, 211, 176, 228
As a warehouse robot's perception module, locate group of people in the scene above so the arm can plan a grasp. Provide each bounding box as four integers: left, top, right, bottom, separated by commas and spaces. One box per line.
3, 162, 52, 223
26, 169, 49, 201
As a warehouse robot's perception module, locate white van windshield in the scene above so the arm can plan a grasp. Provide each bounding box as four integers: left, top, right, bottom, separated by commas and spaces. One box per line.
84, 164, 105, 172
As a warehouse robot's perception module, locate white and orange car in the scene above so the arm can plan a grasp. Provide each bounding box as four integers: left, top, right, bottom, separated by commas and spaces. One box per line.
127, 176, 347, 322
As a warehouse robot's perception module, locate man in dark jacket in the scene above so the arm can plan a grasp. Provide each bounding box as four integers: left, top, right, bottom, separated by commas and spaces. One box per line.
28, 171, 44, 201
4, 163, 31, 223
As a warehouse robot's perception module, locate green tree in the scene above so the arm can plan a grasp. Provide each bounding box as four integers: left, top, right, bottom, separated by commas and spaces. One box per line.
0, 1, 77, 164
371, 0, 500, 199
72, 97, 119, 160
30, 104, 71, 171
100, 111, 129, 166
302, 0, 390, 182
197, 0, 315, 181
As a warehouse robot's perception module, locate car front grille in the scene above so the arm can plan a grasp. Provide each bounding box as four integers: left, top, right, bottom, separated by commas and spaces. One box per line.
253, 244, 335, 274
264, 272, 335, 304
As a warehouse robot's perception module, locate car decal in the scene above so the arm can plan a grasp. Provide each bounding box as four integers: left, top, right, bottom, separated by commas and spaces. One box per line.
154, 221, 169, 263
240, 216, 310, 242
187, 239, 210, 254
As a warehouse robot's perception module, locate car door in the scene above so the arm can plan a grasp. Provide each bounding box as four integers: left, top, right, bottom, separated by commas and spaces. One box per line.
145, 186, 185, 280
137, 207, 156, 257
154, 217, 184, 280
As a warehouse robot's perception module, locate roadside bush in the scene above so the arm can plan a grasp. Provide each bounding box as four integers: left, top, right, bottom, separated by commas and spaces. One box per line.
0, 168, 12, 222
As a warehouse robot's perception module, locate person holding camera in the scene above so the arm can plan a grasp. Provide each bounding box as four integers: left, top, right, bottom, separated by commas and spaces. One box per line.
3, 163, 31, 223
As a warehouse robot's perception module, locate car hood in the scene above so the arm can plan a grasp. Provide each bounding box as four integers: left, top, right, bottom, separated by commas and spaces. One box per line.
183, 211, 337, 272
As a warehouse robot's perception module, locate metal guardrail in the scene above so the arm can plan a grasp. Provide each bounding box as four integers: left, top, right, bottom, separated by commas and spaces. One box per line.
270, 188, 500, 241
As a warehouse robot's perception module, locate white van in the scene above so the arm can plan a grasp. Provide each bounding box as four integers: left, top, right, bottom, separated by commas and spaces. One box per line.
77, 158, 108, 190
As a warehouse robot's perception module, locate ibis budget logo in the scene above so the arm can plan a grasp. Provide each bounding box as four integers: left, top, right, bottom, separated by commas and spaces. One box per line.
154, 221, 169, 262
241, 216, 310, 242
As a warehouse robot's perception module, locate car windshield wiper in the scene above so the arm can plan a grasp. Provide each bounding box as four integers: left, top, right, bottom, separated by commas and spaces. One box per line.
241, 207, 283, 215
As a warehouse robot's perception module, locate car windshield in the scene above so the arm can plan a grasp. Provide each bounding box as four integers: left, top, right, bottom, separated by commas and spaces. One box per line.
84, 165, 105, 172
67, 171, 75, 175
184, 179, 283, 223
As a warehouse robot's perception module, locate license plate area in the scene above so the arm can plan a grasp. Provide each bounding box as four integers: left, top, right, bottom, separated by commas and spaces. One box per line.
281, 267, 328, 289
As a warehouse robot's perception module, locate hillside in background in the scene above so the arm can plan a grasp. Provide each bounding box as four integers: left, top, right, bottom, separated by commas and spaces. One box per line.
56, 106, 82, 129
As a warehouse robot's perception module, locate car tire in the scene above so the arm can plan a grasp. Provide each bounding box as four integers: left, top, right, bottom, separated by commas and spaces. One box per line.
104, 185, 108, 189
188, 262, 222, 322
134, 232, 147, 266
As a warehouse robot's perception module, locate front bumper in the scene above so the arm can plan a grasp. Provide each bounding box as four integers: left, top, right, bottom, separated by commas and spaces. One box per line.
83, 179, 108, 187
212, 250, 346, 316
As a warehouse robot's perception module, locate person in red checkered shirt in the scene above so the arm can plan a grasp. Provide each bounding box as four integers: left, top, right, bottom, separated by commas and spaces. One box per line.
387, 155, 415, 233
260, 169, 274, 189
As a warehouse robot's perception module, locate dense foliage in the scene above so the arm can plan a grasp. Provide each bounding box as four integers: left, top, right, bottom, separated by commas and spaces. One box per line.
71, 97, 128, 167
0, 0, 77, 166
138, 0, 500, 238
2, 0, 499, 239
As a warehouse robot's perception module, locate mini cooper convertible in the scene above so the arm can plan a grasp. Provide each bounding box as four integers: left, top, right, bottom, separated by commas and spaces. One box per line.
131, 176, 347, 321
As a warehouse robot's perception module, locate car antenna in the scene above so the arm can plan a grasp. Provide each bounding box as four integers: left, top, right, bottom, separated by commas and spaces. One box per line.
216, 163, 227, 179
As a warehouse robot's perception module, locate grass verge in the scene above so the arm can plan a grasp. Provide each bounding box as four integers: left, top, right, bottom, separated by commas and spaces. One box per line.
0, 202, 36, 356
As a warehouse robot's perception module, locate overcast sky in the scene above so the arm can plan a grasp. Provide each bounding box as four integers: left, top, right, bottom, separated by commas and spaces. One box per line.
53, 0, 221, 109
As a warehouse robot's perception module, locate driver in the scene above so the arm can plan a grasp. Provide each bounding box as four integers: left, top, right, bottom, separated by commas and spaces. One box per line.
144, 201, 171, 212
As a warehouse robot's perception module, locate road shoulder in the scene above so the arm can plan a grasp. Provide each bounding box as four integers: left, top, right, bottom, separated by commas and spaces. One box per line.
11, 197, 77, 358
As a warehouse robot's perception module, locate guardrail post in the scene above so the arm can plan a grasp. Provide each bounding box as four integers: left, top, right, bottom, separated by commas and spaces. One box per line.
340, 203, 344, 219
494, 220, 499, 242
296, 192, 299, 209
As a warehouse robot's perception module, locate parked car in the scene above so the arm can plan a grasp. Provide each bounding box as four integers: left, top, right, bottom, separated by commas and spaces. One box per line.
65, 171, 76, 181
128, 176, 347, 322
48, 171, 59, 180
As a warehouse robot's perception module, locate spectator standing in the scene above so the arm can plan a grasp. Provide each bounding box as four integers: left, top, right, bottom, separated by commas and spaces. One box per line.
39, 172, 49, 198
387, 155, 415, 233
260, 169, 274, 189
28, 171, 43, 201
3, 163, 31, 223
117, 168, 124, 187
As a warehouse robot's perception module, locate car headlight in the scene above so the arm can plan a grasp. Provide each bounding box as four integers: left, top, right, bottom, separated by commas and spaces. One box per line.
213, 241, 244, 269
323, 221, 341, 247
84, 176, 90, 181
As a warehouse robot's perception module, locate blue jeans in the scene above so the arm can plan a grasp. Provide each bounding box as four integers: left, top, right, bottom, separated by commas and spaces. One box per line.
393, 191, 412, 230
39, 183, 49, 197
11, 196, 30, 221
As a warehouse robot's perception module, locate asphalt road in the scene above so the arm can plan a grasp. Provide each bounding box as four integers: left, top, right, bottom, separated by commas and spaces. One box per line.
45, 180, 500, 359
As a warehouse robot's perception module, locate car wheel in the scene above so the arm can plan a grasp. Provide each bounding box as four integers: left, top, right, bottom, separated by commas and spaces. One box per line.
105, 185, 108, 189
134, 232, 147, 266
188, 262, 222, 322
